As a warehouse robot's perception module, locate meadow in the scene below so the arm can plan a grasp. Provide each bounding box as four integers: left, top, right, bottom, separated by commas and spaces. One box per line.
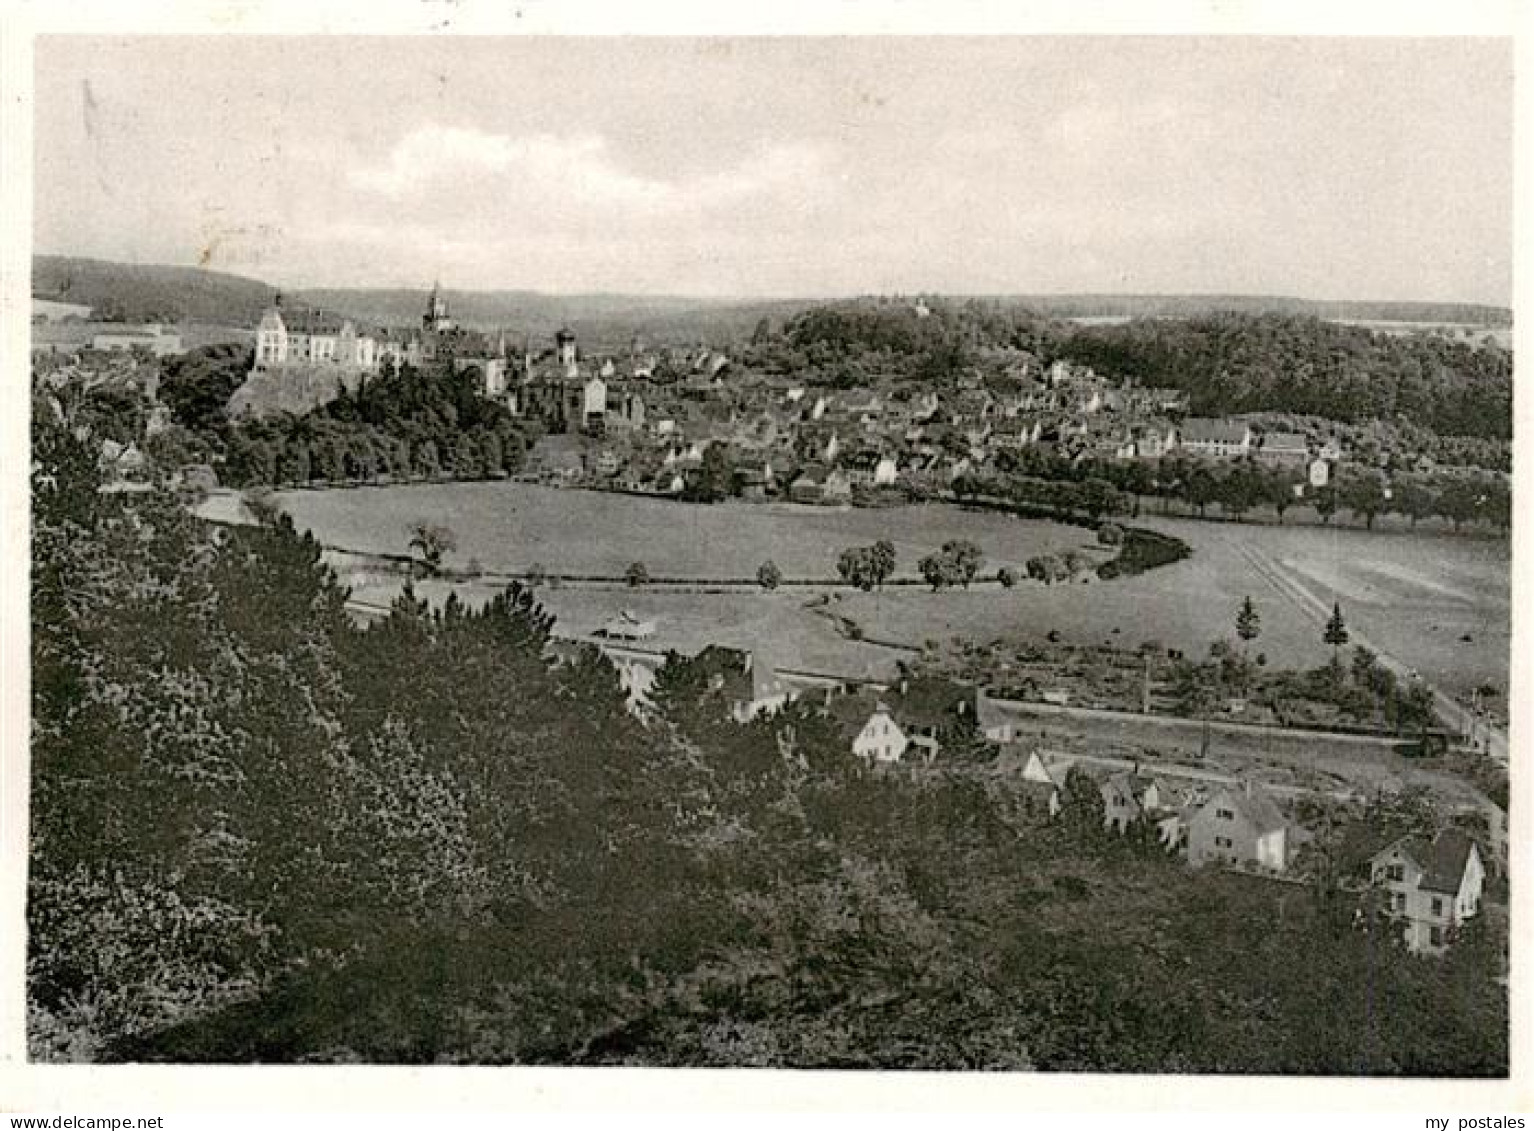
275, 482, 1510, 702
275, 480, 1096, 580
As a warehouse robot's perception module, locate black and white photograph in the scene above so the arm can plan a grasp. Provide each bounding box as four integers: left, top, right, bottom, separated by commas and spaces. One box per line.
5, 7, 1525, 1106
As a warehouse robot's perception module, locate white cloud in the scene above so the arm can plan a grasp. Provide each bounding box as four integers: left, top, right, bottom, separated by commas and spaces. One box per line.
350, 125, 829, 218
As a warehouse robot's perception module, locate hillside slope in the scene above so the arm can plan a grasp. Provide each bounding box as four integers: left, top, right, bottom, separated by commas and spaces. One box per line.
33, 256, 277, 326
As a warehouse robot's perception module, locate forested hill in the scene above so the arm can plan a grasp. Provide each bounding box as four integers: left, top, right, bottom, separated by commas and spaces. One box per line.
33, 256, 278, 325
1061, 313, 1513, 440
1015, 294, 1509, 325
753, 299, 1512, 442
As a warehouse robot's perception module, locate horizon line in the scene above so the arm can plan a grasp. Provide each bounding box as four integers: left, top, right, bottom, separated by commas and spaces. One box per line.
31, 252, 1514, 313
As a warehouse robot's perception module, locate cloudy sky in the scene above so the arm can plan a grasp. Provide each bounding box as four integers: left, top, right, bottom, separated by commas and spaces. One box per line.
33, 36, 1513, 302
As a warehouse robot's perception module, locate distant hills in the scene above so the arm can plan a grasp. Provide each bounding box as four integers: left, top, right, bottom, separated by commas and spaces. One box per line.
32, 255, 1512, 348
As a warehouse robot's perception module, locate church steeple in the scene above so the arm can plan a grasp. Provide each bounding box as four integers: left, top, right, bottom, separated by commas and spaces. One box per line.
423, 279, 453, 332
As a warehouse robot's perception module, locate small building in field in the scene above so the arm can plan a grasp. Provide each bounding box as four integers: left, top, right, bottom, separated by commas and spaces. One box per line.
597, 610, 657, 641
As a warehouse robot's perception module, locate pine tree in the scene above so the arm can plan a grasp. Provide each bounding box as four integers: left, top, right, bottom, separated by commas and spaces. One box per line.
1236, 596, 1261, 651
1323, 601, 1350, 667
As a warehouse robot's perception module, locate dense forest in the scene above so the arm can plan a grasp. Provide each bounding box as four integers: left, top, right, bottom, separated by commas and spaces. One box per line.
1062, 313, 1513, 441
30, 406, 1507, 1071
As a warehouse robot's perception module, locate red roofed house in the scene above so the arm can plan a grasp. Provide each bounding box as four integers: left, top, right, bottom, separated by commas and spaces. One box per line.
1368, 829, 1486, 955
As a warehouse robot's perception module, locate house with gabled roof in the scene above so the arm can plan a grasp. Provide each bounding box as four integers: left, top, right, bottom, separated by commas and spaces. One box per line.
851, 702, 909, 765
1178, 418, 1253, 459
1256, 431, 1310, 467
1018, 748, 1075, 820
685, 645, 794, 723
1185, 782, 1293, 872
1368, 828, 1485, 955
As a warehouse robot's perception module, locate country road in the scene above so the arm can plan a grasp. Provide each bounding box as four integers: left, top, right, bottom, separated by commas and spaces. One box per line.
1229, 536, 1508, 766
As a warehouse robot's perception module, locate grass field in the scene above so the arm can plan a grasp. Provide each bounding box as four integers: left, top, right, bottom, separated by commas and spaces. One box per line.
276, 482, 1509, 702
275, 481, 1095, 579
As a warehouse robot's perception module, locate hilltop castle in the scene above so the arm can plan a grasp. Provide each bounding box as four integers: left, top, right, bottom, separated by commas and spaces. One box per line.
244, 284, 647, 434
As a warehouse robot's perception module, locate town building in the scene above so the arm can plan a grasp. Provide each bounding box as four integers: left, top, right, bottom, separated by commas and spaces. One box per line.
254, 300, 378, 372
1178, 419, 1253, 459
1256, 431, 1310, 467
92, 324, 183, 357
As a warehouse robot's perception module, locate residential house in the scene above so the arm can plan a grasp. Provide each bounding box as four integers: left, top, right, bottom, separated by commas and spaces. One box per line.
889, 676, 977, 758
872, 455, 900, 487
991, 417, 1042, 450
1099, 770, 1182, 835
789, 467, 825, 504
1019, 749, 1073, 819
1368, 828, 1486, 955
1185, 783, 1292, 871
975, 690, 1017, 744
1178, 418, 1253, 460
1132, 422, 1179, 461
821, 468, 854, 504
1100, 772, 1144, 833
687, 645, 794, 723
852, 703, 909, 765
1256, 431, 1310, 468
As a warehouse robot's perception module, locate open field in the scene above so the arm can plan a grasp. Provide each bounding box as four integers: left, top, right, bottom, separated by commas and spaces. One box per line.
275, 481, 1095, 579
274, 483, 1509, 704
842, 516, 1508, 702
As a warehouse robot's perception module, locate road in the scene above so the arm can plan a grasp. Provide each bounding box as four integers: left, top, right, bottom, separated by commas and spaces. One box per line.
1230, 537, 1508, 766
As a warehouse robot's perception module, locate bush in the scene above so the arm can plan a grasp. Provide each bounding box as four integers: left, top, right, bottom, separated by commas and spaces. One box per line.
997, 566, 1017, 589
1097, 527, 1191, 580
1096, 522, 1125, 547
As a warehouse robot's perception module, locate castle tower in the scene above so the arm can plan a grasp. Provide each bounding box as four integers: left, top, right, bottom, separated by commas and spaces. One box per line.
556, 327, 578, 378
423, 280, 454, 333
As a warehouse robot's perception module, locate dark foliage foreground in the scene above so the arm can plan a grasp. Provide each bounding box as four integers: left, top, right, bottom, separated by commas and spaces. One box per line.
29, 414, 1507, 1072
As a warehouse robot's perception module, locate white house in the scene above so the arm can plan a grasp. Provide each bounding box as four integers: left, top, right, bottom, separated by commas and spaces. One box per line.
873, 455, 900, 487
1368, 829, 1485, 955
852, 704, 908, 765
1019, 748, 1072, 818
1178, 419, 1253, 459
1185, 784, 1290, 872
